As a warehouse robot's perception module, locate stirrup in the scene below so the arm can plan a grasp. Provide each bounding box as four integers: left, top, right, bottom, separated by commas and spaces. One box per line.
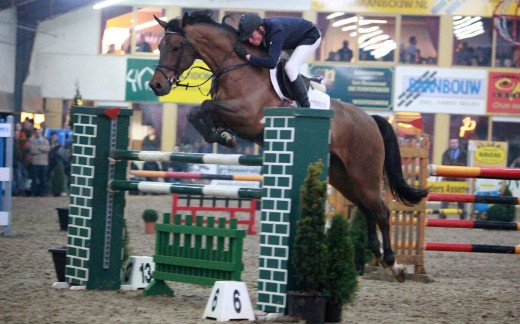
216, 128, 237, 148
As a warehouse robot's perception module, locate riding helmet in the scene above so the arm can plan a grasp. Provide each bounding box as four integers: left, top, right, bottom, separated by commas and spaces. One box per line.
238, 13, 263, 41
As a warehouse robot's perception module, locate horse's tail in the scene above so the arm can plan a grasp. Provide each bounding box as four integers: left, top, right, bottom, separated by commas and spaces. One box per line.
372, 115, 429, 206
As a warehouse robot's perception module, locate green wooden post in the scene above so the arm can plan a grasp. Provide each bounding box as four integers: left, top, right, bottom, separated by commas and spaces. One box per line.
257, 108, 333, 314
66, 106, 131, 290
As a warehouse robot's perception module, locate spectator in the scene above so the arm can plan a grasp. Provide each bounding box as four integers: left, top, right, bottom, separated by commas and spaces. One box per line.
47, 132, 60, 176
29, 128, 50, 196
403, 36, 419, 63
455, 42, 473, 65
337, 40, 353, 62
439, 138, 468, 220
12, 127, 26, 196
136, 33, 152, 53
21, 117, 34, 139
141, 126, 160, 151
106, 44, 116, 54
142, 161, 161, 183
475, 47, 490, 66
326, 51, 339, 61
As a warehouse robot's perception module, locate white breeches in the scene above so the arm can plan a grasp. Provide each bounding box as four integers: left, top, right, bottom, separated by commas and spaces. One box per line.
284, 37, 322, 82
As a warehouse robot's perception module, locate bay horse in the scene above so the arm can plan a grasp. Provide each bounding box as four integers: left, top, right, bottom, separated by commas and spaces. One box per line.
148, 10, 428, 282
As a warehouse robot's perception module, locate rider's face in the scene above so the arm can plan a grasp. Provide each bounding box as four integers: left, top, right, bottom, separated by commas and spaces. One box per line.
248, 28, 264, 47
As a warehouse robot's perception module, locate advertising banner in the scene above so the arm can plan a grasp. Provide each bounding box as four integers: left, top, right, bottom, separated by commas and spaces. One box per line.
394, 66, 487, 114
125, 59, 211, 104
487, 71, 520, 115
312, 0, 500, 16
308, 64, 393, 110
126, 58, 157, 102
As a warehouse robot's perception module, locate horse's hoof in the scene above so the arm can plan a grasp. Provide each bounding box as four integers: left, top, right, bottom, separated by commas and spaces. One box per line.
391, 265, 407, 283
218, 131, 237, 148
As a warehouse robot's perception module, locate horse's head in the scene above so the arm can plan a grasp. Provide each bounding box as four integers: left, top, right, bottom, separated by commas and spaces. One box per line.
149, 14, 198, 96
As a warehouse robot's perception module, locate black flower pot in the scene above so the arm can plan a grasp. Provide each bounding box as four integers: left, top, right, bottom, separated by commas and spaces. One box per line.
287, 291, 327, 324
324, 300, 343, 323
48, 247, 67, 282
56, 208, 69, 231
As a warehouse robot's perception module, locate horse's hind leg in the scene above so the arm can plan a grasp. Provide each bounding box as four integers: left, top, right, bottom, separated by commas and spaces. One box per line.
330, 155, 405, 282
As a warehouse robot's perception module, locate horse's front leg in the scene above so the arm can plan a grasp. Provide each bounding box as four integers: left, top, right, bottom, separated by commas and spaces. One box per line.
186, 100, 238, 148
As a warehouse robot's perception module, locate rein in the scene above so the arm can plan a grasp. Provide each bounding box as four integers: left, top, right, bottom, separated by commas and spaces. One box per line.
154, 30, 249, 97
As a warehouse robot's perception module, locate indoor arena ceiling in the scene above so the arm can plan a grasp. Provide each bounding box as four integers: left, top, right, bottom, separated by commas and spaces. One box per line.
0, 0, 99, 22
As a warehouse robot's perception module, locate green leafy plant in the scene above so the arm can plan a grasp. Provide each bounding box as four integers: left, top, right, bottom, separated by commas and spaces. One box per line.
324, 214, 358, 305
291, 160, 327, 293
141, 209, 159, 222
486, 186, 516, 222
50, 161, 66, 197
349, 208, 374, 274
121, 219, 131, 269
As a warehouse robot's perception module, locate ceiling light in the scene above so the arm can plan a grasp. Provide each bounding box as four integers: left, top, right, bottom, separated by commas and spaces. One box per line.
93, 0, 124, 10
332, 16, 358, 27
341, 25, 357, 32
359, 19, 388, 25
326, 12, 346, 20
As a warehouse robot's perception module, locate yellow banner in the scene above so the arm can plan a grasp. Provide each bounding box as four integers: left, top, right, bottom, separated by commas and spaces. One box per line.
469, 140, 508, 168
312, 0, 501, 16
159, 60, 212, 104
428, 181, 469, 194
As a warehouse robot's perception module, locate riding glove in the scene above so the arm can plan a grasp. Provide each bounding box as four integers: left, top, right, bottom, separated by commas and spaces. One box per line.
233, 43, 248, 60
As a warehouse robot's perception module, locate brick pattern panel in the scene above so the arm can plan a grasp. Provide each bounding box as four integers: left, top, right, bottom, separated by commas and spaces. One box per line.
66, 114, 97, 285
257, 116, 294, 313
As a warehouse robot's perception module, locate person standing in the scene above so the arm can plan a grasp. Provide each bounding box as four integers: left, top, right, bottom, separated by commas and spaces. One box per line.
29, 128, 50, 196
337, 40, 353, 62
141, 126, 160, 151
439, 138, 468, 219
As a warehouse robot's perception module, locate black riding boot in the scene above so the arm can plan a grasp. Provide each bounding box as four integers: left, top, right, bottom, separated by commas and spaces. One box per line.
289, 76, 310, 108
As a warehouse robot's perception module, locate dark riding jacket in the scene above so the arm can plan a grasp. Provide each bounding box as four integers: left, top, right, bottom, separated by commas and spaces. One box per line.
248, 17, 320, 69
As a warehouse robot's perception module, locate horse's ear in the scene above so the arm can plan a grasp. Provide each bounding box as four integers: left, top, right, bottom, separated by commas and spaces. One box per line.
181, 12, 189, 28
154, 15, 167, 29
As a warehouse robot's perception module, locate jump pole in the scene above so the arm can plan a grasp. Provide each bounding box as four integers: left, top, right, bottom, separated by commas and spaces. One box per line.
130, 170, 263, 182
67, 106, 333, 315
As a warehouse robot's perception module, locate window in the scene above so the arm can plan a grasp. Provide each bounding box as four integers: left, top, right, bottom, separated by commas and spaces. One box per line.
400, 16, 439, 65
452, 16, 492, 67
317, 12, 396, 63
491, 120, 520, 166
100, 6, 132, 54
131, 7, 166, 54
100, 6, 165, 55
495, 19, 520, 68
449, 115, 488, 143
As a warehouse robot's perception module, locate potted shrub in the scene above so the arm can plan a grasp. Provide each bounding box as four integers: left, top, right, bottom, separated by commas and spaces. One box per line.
142, 209, 159, 234
50, 161, 66, 197
323, 214, 359, 322
349, 208, 373, 275
287, 160, 328, 324
486, 186, 515, 222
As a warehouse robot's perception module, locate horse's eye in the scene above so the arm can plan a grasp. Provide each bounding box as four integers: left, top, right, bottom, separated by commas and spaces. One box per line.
172, 46, 180, 52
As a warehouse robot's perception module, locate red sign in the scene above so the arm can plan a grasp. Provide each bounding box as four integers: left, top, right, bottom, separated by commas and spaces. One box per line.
487, 71, 520, 114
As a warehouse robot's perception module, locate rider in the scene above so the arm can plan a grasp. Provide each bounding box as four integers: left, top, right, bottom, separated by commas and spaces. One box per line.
234, 13, 321, 108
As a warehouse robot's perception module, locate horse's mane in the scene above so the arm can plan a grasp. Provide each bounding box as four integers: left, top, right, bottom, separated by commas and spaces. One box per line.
165, 10, 238, 39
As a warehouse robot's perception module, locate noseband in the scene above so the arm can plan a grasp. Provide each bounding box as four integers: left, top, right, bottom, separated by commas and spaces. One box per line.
154, 31, 193, 86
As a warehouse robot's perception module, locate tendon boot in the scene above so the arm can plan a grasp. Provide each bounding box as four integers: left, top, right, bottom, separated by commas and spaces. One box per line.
289, 76, 310, 108
216, 128, 237, 148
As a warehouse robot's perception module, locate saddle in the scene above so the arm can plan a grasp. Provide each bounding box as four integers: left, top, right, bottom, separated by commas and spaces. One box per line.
270, 59, 330, 109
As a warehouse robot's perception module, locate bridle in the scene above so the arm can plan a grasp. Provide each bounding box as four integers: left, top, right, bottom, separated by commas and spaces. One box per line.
154, 30, 194, 86
154, 29, 249, 96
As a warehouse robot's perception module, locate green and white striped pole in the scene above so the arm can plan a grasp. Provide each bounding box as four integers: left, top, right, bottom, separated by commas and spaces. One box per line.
108, 180, 262, 199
